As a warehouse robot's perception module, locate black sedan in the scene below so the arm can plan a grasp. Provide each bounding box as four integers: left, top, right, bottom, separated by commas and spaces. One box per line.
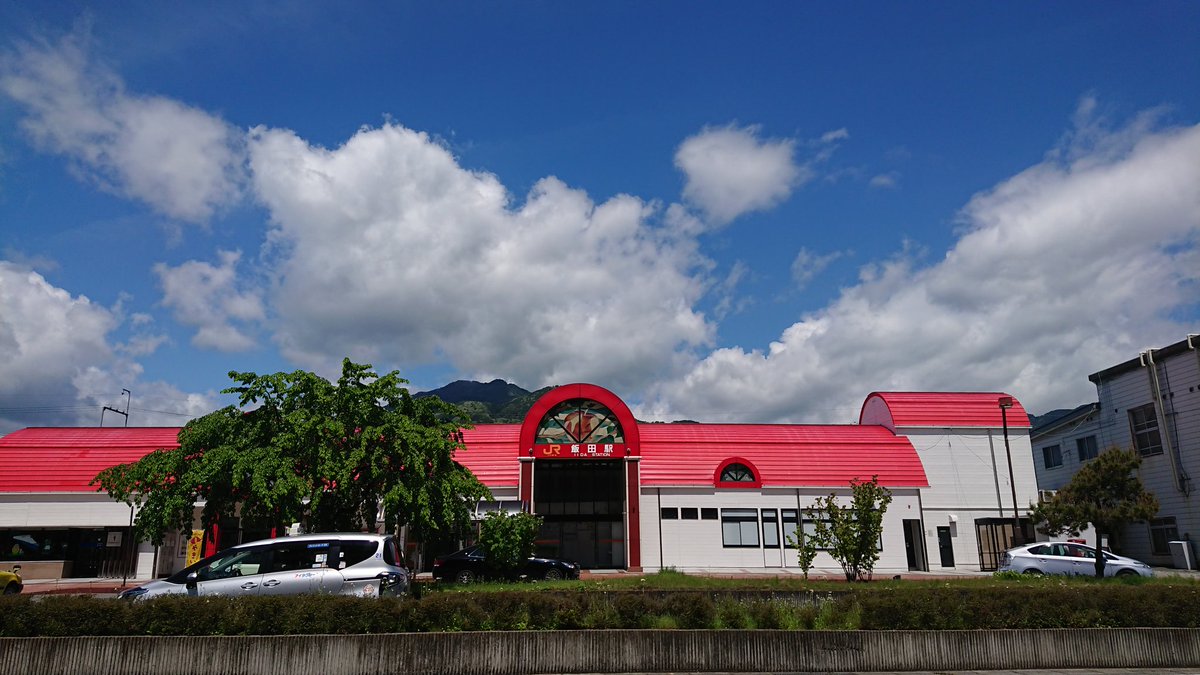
431, 545, 580, 584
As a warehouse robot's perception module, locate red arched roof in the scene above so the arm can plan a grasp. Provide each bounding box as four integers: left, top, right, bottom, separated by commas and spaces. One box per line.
517, 383, 641, 455
860, 392, 1031, 430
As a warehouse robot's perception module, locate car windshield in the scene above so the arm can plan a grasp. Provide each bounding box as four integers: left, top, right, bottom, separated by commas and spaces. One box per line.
193, 547, 268, 581
166, 549, 230, 583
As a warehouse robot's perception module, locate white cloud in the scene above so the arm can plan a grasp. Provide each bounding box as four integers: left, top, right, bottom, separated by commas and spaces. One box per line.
869, 173, 899, 189
712, 261, 751, 320
820, 128, 850, 144
248, 124, 714, 391
0, 30, 243, 223
675, 124, 806, 226
0, 262, 214, 432
154, 250, 264, 352
790, 248, 844, 288
646, 115, 1200, 423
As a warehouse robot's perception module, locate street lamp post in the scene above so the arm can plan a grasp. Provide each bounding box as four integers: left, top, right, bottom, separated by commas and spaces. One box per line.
998, 396, 1021, 545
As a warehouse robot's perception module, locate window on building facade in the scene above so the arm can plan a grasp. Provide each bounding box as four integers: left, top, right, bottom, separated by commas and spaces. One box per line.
719, 463, 756, 483
781, 509, 799, 547
701, 508, 718, 520
1149, 517, 1178, 556
1042, 444, 1063, 469
534, 399, 625, 445
2, 530, 71, 561
1075, 435, 1098, 461
721, 509, 760, 548
681, 508, 698, 520
800, 517, 833, 551
1128, 403, 1164, 456
761, 509, 780, 548
661, 507, 678, 520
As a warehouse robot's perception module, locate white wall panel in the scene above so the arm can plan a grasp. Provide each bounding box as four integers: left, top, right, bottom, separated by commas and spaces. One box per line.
0, 494, 136, 528
640, 487, 919, 574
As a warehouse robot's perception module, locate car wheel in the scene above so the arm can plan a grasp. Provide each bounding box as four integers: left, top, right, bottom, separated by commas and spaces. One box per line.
1115, 569, 1138, 577
542, 568, 564, 581
2, 583, 17, 595
454, 569, 476, 585
1022, 568, 1043, 575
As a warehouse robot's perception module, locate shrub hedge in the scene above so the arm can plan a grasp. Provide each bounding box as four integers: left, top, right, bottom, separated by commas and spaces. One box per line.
2, 584, 1197, 637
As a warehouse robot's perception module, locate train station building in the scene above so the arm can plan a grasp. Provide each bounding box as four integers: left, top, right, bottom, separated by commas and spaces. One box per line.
0, 383, 1034, 579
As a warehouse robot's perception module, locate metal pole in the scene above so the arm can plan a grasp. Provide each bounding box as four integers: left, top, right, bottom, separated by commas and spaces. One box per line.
1000, 403, 1021, 545
123, 503, 134, 587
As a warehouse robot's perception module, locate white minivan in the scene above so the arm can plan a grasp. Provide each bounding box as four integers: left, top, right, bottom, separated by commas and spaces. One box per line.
118, 533, 409, 600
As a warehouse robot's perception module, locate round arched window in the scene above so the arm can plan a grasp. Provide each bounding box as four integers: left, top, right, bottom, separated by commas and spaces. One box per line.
719, 463, 756, 483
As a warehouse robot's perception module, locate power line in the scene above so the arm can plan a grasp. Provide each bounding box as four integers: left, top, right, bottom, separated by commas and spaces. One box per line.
128, 406, 199, 418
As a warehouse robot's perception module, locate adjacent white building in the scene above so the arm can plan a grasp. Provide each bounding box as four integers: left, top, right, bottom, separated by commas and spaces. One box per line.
1087, 336, 1200, 565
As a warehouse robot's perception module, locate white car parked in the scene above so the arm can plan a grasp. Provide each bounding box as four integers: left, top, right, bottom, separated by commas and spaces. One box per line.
999, 541, 1153, 577
118, 533, 409, 599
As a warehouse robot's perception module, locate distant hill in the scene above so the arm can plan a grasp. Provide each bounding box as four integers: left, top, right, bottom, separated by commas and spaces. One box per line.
419, 379, 529, 407
416, 379, 553, 424
415, 379, 697, 425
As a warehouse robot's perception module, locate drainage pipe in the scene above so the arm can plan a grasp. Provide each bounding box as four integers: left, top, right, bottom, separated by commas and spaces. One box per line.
1141, 348, 1187, 494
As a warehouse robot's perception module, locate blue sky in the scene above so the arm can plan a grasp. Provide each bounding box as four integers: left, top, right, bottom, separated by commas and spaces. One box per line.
1, 2, 1199, 433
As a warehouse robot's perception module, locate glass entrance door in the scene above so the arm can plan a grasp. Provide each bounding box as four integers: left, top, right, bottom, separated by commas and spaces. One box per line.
533, 460, 625, 568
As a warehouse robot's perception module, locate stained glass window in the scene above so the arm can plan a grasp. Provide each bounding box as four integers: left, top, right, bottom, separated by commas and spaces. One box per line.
534, 399, 625, 445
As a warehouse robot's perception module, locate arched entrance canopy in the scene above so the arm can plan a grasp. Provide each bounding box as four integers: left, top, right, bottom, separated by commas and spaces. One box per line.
518, 383, 643, 570
519, 383, 641, 459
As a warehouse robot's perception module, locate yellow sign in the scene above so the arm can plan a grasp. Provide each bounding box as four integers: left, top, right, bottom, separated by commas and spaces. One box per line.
186, 530, 205, 566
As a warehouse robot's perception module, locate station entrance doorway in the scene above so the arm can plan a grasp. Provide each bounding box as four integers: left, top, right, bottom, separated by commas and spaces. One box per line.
532, 459, 626, 569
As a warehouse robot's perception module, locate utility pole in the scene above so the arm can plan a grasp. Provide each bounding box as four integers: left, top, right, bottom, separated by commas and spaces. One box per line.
100, 388, 132, 427
998, 396, 1021, 545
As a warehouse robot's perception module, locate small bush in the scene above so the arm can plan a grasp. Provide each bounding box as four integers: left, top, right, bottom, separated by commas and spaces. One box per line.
714, 597, 753, 629
663, 593, 715, 629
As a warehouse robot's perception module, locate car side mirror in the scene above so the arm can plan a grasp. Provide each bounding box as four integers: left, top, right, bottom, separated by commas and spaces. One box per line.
185, 571, 199, 588
10, 565, 19, 574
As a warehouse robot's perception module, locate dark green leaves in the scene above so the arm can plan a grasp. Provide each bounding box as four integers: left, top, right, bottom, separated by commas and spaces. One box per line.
92, 359, 489, 544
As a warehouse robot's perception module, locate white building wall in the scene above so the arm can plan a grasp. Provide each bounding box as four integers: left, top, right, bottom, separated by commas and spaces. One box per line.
0, 494, 138, 528
1031, 412, 1102, 492
899, 426, 1037, 570
1093, 344, 1200, 564
640, 486, 919, 576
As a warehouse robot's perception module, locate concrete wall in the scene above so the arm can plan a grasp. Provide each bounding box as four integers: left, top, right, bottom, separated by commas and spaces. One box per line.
2, 629, 1198, 675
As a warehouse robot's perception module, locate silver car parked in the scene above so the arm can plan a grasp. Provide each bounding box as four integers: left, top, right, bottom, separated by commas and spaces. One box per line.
999, 541, 1153, 577
118, 533, 409, 600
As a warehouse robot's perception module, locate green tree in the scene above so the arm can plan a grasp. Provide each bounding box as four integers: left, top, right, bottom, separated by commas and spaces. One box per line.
810, 476, 892, 582
1029, 447, 1159, 577
786, 508, 821, 581
92, 359, 490, 546
478, 510, 544, 578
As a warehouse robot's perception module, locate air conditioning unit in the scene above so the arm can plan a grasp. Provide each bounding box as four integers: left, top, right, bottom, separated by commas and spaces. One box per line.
1038, 490, 1057, 503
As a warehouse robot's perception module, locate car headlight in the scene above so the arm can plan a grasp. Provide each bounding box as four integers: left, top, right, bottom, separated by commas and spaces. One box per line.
118, 587, 149, 600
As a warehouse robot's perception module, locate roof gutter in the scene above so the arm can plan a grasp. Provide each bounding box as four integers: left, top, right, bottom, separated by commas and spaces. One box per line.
1140, 348, 1189, 495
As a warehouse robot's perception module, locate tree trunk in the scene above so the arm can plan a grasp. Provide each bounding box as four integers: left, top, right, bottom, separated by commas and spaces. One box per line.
1093, 532, 1106, 578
